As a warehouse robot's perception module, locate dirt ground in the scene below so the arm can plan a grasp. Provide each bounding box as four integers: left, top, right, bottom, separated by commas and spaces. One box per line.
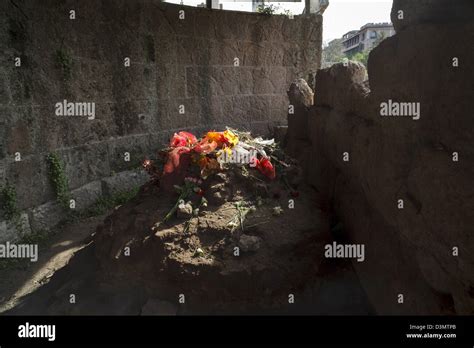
0, 215, 104, 313
0, 170, 375, 315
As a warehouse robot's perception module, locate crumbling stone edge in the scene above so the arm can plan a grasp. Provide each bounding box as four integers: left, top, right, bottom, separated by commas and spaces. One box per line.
0, 169, 149, 243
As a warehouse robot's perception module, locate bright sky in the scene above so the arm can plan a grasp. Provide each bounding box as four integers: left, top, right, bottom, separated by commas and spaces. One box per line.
323, 0, 392, 42
166, 0, 392, 42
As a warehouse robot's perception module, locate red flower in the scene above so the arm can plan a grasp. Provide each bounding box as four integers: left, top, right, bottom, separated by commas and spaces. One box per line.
163, 146, 191, 174
170, 131, 197, 148
193, 139, 218, 154
256, 157, 276, 180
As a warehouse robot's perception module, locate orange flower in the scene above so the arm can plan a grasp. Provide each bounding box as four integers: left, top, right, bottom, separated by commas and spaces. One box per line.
198, 156, 210, 169
203, 131, 225, 146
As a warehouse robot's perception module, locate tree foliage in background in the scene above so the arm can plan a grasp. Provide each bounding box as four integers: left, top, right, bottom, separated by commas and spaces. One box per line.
373, 32, 387, 48
256, 3, 278, 15
322, 38, 345, 68
348, 50, 370, 67
256, 2, 293, 16
323, 31, 389, 69
348, 32, 387, 67
349, 32, 388, 67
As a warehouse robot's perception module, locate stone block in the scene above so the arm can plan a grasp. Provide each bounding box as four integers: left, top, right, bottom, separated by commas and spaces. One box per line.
107, 135, 151, 173
101, 170, 148, 197
6, 154, 53, 210
70, 180, 103, 212
28, 201, 64, 232
59, 143, 111, 191
0, 213, 31, 243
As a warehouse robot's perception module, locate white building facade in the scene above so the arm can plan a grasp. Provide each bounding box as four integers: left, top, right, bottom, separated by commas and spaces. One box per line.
342, 23, 395, 56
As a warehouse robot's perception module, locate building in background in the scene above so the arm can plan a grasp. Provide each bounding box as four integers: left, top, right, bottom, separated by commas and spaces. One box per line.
342, 22, 394, 56
251, 0, 327, 14
252, 0, 265, 12
321, 38, 344, 68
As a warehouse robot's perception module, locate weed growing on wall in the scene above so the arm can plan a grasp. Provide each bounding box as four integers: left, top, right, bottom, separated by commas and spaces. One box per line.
46, 153, 71, 209
55, 47, 73, 79
1, 182, 20, 221
84, 187, 140, 217
257, 4, 278, 15
20, 228, 50, 245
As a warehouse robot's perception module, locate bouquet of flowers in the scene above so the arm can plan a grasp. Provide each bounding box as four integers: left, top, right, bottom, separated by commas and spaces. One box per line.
144, 128, 277, 184
143, 128, 284, 227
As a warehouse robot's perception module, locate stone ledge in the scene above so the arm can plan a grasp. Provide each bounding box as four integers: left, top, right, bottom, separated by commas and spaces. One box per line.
0, 213, 31, 244
1, 169, 150, 242
101, 170, 149, 197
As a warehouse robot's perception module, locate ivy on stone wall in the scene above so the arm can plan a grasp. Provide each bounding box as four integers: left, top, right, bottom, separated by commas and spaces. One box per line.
0, 181, 20, 221
55, 47, 73, 79
46, 153, 71, 208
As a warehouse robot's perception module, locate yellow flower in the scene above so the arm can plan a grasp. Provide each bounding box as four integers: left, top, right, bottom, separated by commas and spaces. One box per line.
223, 146, 232, 156
223, 129, 239, 147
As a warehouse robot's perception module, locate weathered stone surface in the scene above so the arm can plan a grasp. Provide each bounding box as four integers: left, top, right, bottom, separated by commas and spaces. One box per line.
0, 0, 322, 241
287, 78, 314, 108
273, 126, 288, 146
288, 3, 474, 314
390, 0, 474, 33
70, 181, 102, 212
101, 170, 148, 197
106, 135, 151, 173
0, 213, 31, 243
315, 61, 369, 112
28, 201, 64, 233
59, 143, 111, 191
5, 154, 54, 211
286, 79, 314, 162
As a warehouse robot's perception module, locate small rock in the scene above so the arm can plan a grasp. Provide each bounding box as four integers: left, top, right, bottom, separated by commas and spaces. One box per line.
177, 201, 193, 219
272, 206, 284, 216
208, 184, 229, 205
214, 172, 228, 182
239, 234, 262, 252
212, 191, 223, 200
287, 78, 314, 108
194, 248, 205, 257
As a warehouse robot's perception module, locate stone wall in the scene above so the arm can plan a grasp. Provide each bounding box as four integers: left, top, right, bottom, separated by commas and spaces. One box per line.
288, 1, 474, 314
0, 0, 322, 240
390, 0, 474, 32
